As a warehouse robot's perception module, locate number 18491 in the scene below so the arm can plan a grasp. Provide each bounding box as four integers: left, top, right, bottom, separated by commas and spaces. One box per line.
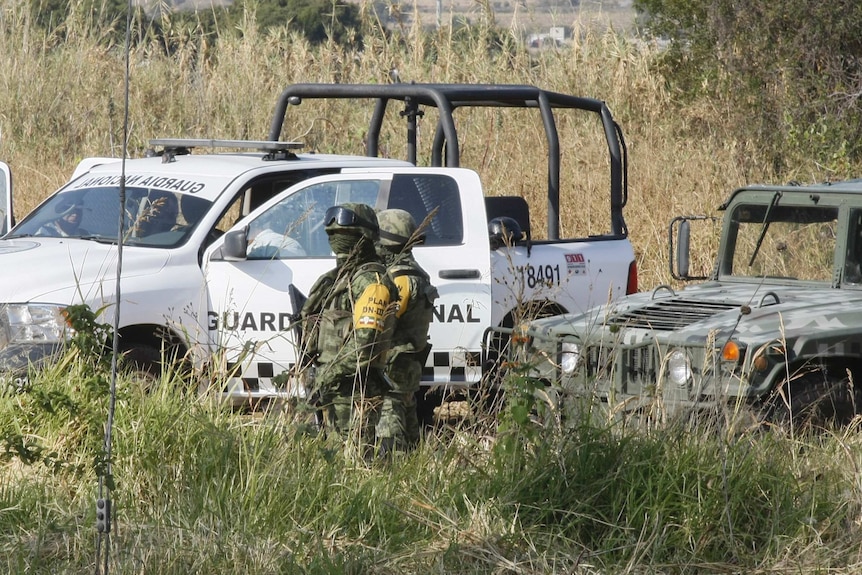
516, 263, 561, 288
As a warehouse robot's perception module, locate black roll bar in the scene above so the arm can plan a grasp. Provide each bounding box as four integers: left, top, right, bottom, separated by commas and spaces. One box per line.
267, 83, 628, 238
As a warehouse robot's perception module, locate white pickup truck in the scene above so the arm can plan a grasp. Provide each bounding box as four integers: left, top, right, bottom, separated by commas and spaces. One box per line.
0, 83, 637, 408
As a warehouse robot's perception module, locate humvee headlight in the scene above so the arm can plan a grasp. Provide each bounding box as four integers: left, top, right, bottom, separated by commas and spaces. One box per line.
560, 342, 580, 375
752, 354, 769, 372
667, 349, 691, 386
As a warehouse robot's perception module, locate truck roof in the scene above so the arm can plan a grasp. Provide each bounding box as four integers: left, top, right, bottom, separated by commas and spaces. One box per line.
720, 178, 862, 209
68, 150, 412, 203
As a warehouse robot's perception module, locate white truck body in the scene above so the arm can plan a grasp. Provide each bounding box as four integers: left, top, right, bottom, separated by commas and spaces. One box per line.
0, 148, 410, 379
0, 161, 11, 235
0, 83, 638, 404
203, 166, 635, 399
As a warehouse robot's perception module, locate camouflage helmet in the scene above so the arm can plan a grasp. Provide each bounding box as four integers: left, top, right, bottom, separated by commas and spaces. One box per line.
323, 202, 379, 241
377, 208, 419, 247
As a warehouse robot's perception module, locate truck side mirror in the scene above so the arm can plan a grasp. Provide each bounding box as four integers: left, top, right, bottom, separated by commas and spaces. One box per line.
0, 161, 13, 236
669, 216, 690, 280
220, 227, 249, 261
676, 219, 691, 278
669, 215, 716, 281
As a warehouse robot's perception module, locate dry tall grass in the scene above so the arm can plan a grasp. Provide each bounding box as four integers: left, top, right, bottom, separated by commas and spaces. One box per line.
0, 3, 852, 288
6, 11, 862, 571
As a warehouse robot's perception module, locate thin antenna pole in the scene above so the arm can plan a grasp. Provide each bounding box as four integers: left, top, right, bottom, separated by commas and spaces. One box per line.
95, 1, 132, 573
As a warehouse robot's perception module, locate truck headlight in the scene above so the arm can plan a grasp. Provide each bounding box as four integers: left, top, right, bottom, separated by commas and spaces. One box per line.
560, 341, 580, 375
667, 349, 691, 386
1, 304, 71, 347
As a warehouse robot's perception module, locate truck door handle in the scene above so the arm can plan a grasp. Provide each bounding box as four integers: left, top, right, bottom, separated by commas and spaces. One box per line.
439, 269, 481, 279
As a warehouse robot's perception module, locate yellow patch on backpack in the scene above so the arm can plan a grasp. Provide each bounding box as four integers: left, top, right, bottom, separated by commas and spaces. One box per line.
393, 275, 412, 318
354, 282, 390, 331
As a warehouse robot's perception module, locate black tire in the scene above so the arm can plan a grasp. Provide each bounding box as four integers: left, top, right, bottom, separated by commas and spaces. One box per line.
762, 371, 860, 428
119, 344, 162, 385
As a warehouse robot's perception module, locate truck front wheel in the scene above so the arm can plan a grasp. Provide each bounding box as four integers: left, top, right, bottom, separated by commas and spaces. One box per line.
762, 371, 861, 428
119, 344, 162, 384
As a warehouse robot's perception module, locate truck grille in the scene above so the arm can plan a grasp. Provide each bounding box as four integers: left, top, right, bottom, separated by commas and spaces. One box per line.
607, 299, 739, 331
625, 346, 656, 382
585, 344, 659, 381
585, 345, 613, 378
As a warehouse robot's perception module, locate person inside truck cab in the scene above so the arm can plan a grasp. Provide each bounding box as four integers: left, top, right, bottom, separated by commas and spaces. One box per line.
135, 191, 180, 236
35, 198, 88, 237
246, 201, 307, 258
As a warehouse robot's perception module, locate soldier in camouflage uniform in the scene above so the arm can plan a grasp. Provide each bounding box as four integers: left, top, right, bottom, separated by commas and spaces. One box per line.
375, 209, 438, 450
300, 203, 398, 450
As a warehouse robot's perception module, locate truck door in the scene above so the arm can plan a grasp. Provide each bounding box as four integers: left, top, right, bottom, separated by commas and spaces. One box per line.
0, 162, 12, 235
203, 168, 492, 399
383, 170, 493, 387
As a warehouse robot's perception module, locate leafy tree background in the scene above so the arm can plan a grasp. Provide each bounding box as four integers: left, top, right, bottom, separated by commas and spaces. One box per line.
634, 0, 862, 173
32, 0, 132, 31
225, 0, 363, 45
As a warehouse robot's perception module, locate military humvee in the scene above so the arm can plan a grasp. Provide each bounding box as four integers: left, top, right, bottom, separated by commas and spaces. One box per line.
504, 179, 862, 425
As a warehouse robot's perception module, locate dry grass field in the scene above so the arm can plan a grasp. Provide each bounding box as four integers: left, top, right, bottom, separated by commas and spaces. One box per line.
0, 0, 844, 291
6, 9, 862, 573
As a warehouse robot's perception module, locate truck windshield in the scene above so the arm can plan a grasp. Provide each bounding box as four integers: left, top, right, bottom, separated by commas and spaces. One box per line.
724, 203, 838, 281
9, 187, 212, 248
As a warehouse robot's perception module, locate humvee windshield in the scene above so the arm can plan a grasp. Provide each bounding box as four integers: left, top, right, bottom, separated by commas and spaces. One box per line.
722, 203, 838, 282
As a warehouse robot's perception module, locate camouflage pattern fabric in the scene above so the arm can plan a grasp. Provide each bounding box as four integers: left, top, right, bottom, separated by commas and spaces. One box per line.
377, 249, 438, 449
377, 208, 416, 247
301, 228, 398, 447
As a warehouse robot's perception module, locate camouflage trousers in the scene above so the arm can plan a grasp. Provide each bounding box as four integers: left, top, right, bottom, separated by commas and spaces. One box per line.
321, 375, 386, 449
376, 357, 422, 450
377, 391, 419, 450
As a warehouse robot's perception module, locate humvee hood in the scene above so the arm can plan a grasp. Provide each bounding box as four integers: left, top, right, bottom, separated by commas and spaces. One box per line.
528, 281, 862, 343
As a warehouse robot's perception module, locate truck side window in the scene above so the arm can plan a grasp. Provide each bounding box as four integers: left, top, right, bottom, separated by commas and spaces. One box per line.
245, 179, 382, 259
243, 170, 339, 214
207, 174, 333, 251
387, 174, 463, 246
846, 209, 862, 283
211, 194, 245, 242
